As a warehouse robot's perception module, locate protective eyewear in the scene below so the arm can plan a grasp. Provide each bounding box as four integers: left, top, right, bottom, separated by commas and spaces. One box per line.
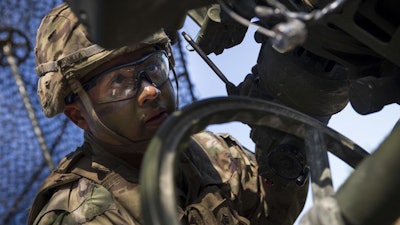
66, 50, 170, 104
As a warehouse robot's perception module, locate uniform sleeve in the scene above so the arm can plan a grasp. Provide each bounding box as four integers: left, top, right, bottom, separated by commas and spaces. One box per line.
177, 131, 268, 224
32, 178, 136, 225
179, 131, 307, 225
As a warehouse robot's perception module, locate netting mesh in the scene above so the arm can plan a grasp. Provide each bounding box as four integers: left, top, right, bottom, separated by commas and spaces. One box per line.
0, 1, 196, 224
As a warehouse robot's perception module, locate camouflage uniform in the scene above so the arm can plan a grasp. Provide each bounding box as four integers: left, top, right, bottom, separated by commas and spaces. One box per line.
28, 131, 307, 225
29, 3, 308, 224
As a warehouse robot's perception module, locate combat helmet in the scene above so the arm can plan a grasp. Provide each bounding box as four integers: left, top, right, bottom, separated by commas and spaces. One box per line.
35, 3, 172, 118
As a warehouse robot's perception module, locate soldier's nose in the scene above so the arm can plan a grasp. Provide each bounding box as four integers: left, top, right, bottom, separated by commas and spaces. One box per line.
137, 80, 160, 106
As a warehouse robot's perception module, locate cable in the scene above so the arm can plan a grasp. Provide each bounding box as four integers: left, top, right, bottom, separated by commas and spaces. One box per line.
217, 0, 277, 39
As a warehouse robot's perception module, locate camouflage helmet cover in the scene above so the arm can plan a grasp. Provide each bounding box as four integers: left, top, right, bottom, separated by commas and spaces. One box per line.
35, 3, 171, 117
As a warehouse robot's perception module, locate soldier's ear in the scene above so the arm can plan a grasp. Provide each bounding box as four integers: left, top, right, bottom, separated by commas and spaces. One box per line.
64, 102, 89, 130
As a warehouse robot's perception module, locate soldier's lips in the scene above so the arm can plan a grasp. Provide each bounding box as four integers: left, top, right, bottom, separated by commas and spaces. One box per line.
144, 108, 168, 128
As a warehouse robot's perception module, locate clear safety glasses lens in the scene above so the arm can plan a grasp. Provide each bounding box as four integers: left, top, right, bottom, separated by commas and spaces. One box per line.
84, 50, 170, 104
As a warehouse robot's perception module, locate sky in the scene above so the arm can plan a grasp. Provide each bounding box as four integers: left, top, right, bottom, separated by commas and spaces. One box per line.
180, 18, 400, 224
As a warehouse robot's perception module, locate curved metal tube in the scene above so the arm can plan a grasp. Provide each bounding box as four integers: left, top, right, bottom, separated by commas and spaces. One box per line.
140, 96, 369, 225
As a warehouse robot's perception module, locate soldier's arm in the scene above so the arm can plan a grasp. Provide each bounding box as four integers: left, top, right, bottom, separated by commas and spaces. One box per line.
182, 131, 269, 224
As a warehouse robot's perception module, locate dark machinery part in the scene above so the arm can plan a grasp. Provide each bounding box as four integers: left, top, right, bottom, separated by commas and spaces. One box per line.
282, 0, 400, 115
188, 0, 310, 55
190, 0, 400, 116
263, 142, 310, 186
304, 0, 400, 69
140, 96, 369, 225
256, 44, 350, 117
251, 126, 310, 187
187, 4, 249, 55
349, 75, 400, 115
254, 0, 400, 116
65, 0, 213, 49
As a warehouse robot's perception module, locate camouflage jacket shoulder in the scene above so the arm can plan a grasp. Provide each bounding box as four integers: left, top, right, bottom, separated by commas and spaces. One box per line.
29, 131, 269, 225
29, 148, 140, 225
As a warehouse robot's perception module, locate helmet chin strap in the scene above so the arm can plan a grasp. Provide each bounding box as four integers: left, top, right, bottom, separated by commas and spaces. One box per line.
67, 77, 150, 152
170, 62, 180, 108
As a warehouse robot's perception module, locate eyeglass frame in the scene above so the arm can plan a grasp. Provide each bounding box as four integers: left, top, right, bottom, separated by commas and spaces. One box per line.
65, 50, 170, 104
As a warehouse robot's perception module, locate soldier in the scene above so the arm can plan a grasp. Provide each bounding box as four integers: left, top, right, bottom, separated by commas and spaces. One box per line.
28, 3, 308, 225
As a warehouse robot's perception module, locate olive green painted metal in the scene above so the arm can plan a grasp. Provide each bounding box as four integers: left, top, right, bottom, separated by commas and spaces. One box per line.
336, 120, 400, 225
